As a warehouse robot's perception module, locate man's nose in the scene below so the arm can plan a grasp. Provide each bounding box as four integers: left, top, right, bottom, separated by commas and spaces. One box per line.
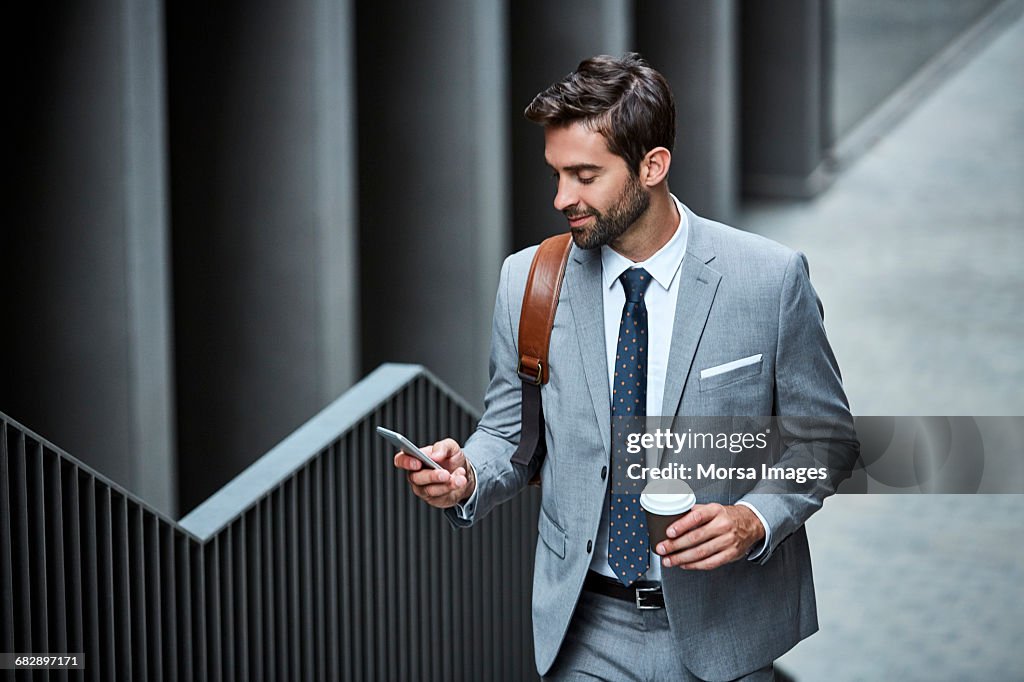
553, 180, 577, 212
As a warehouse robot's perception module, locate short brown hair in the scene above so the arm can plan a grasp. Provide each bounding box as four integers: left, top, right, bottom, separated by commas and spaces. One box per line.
524, 53, 675, 174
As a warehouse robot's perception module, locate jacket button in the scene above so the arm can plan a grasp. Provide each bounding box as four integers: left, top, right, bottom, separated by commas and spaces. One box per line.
600, 466, 607, 480
587, 540, 593, 554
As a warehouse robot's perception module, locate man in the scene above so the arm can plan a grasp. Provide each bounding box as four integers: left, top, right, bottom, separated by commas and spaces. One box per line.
394, 54, 858, 681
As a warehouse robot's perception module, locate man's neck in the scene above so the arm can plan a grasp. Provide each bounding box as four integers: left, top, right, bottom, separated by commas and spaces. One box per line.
608, 188, 680, 262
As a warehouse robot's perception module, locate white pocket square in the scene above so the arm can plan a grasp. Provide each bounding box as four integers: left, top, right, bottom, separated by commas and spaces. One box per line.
700, 354, 763, 379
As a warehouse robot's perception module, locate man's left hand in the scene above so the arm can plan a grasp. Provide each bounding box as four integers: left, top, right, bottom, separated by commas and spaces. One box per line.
654, 503, 765, 570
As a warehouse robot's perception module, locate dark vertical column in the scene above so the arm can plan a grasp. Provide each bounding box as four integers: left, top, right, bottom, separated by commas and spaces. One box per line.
5, 1, 176, 513
356, 0, 509, 407
638, 0, 739, 223
167, 0, 359, 513
740, 0, 831, 198
509, 0, 633, 250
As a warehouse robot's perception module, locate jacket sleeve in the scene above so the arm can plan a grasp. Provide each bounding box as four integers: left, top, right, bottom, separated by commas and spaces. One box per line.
445, 255, 540, 528
738, 251, 860, 563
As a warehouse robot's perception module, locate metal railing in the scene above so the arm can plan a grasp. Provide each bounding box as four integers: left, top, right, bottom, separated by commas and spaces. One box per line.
1, 364, 540, 681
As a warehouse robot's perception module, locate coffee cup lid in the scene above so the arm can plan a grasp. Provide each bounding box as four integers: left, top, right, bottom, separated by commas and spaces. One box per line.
640, 490, 696, 515
639, 479, 695, 515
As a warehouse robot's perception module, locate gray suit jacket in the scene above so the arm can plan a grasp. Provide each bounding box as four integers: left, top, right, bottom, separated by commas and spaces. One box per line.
447, 205, 858, 680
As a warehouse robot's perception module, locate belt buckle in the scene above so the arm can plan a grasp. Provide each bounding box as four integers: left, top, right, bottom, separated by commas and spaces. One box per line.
635, 585, 662, 610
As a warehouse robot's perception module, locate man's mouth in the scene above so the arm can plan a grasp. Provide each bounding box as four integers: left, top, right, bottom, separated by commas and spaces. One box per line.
566, 214, 594, 228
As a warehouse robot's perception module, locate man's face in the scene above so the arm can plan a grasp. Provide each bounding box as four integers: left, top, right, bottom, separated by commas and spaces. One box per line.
544, 122, 650, 250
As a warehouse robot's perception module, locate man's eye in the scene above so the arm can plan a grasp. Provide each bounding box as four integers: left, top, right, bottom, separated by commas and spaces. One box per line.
578, 176, 596, 185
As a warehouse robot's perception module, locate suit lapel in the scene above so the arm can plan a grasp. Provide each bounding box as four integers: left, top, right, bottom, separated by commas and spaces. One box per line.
661, 210, 721, 420
566, 246, 612, 459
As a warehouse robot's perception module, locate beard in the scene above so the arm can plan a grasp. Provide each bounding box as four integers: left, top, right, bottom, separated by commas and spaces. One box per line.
566, 174, 651, 250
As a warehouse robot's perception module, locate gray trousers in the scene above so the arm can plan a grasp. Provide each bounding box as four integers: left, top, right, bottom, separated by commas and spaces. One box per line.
543, 589, 775, 682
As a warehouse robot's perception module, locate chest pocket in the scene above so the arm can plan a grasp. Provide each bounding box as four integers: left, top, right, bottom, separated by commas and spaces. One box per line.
698, 354, 764, 392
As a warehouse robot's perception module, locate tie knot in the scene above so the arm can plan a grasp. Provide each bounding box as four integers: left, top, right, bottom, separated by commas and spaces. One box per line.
619, 268, 652, 303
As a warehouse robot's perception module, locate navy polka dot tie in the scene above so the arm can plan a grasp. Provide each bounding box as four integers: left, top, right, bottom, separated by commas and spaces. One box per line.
608, 267, 652, 586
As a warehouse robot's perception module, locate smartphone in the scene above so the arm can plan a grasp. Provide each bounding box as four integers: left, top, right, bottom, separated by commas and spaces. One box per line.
376, 426, 444, 471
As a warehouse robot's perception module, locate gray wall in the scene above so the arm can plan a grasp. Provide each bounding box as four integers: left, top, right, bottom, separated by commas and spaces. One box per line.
740, 0, 1005, 199
166, 0, 358, 513
740, 0, 830, 199
356, 0, 508, 409
5, 0, 176, 514
830, 0, 1001, 141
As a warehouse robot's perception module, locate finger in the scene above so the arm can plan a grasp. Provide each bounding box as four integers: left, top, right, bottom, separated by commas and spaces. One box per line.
408, 467, 450, 487
394, 452, 424, 471
656, 523, 712, 555
428, 438, 461, 465
422, 472, 469, 499
419, 480, 460, 498
658, 512, 734, 555
661, 534, 732, 567
446, 467, 467, 489
678, 549, 737, 571
665, 504, 719, 539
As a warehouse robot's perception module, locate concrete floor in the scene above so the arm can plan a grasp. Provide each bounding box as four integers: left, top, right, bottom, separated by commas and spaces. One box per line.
739, 11, 1024, 682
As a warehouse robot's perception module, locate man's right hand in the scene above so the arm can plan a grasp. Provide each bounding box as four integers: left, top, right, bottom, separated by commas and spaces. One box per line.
393, 438, 476, 509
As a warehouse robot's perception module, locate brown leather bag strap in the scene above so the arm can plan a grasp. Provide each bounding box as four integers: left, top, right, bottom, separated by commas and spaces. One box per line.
510, 233, 573, 468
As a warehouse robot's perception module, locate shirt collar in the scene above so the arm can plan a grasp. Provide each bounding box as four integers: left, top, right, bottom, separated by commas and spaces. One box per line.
601, 193, 689, 292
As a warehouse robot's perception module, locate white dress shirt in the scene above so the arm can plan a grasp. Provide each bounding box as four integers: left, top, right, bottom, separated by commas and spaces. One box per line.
460, 194, 769, 578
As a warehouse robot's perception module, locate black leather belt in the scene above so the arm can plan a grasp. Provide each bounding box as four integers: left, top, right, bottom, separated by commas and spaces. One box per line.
584, 571, 664, 610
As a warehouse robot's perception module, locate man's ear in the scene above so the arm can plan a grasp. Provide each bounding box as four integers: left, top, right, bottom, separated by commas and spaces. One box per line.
639, 147, 672, 187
